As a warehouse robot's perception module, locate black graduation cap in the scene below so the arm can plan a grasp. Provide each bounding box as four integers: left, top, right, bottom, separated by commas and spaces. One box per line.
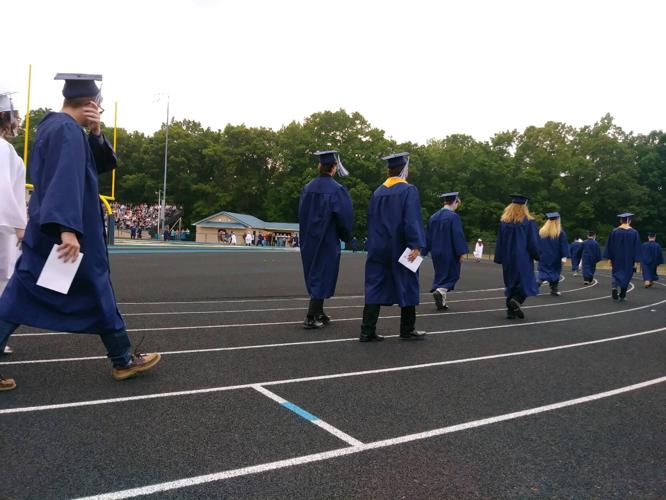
439, 191, 459, 203
54, 73, 102, 99
313, 150, 349, 177
647, 232, 657, 238
587, 230, 596, 237
313, 150, 338, 165
617, 212, 634, 219
382, 152, 409, 169
510, 194, 528, 205
545, 212, 560, 220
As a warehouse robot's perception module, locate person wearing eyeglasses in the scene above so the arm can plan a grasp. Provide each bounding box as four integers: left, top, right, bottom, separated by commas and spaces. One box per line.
0, 73, 160, 392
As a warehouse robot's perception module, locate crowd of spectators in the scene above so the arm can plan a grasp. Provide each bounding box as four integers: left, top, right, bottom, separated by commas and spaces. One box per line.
111, 202, 180, 231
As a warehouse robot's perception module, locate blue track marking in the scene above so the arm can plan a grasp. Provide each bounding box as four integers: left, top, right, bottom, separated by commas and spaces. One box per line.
280, 401, 318, 422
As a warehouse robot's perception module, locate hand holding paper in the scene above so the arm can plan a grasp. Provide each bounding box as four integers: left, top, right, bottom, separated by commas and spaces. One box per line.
37, 244, 83, 295
399, 247, 423, 273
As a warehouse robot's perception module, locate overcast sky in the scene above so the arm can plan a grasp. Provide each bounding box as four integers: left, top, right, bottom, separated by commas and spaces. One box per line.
4, 0, 664, 144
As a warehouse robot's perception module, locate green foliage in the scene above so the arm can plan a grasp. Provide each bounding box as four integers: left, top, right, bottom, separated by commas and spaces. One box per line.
15, 108, 666, 241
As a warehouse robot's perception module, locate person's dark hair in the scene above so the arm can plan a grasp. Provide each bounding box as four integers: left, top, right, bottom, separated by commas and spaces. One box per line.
318, 161, 336, 174
0, 111, 18, 137
388, 166, 402, 177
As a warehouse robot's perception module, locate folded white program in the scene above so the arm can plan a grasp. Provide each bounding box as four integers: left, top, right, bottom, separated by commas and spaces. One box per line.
398, 247, 423, 273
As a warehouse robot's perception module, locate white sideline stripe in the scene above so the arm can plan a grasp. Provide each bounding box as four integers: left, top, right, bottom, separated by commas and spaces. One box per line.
119, 280, 593, 317
12, 280, 611, 338
5, 288, 654, 365
116, 286, 508, 306
252, 385, 363, 447
74, 375, 666, 500
2, 325, 664, 415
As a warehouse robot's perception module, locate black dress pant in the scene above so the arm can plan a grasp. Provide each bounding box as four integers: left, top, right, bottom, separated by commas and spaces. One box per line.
361, 304, 416, 336
307, 298, 324, 319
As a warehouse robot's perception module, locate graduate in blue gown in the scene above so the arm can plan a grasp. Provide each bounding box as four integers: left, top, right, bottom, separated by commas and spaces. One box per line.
494, 194, 540, 319
423, 191, 468, 310
640, 232, 663, 288
360, 152, 426, 341
581, 231, 602, 285
603, 212, 642, 301
298, 150, 353, 329
0, 74, 160, 389
570, 237, 583, 275
537, 212, 569, 296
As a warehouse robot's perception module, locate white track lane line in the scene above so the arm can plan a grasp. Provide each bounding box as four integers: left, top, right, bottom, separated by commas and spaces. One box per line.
74, 375, 666, 500
252, 385, 363, 447
11, 280, 613, 338
116, 287, 504, 306
2, 325, 664, 415
119, 280, 591, 317
5, 287, 652, 364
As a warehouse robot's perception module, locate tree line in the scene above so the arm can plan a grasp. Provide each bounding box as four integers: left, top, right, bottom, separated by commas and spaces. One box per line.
12, 109, 665, 243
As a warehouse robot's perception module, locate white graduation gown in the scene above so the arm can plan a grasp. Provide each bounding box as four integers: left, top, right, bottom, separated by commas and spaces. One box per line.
0, 137, 27, 294
473, 243, 484, 259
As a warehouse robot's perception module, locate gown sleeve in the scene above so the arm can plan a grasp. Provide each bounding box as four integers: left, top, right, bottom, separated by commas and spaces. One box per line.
560, 231, 570, 258
88, 133, 117, 174
403, 186, 426, 250
0, 141, 27, 229
39, 123, 87, 237
452, 214, 469, 257
493, 224, 503, 264
332, 185, 354, 244
527, 220, 540, 260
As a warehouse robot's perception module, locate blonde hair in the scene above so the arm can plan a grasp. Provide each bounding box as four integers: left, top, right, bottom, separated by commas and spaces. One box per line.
539, 218, 561, 239
500, 203, 534, 224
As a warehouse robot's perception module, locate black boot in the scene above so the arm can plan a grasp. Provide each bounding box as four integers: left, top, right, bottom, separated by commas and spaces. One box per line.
508, 297, 524, 319
611, 288, 619, 300
619, 288, 627, 301
303, 299, 324, 329
359, 304, 384, 342
312, 299, 330, 325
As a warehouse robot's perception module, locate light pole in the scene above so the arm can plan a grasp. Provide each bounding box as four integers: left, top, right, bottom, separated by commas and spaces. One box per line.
161, 95, 170, 240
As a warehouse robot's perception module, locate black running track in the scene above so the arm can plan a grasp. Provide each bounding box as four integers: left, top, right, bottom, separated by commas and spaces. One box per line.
1, 247, 664, 499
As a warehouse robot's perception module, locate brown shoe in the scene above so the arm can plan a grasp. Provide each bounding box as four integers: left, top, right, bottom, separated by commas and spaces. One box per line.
112, 352, 161, 381
0, 376, 16, 391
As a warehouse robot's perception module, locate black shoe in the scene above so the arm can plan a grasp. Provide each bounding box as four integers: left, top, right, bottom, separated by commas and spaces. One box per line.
359, 333, 384, 342
583, 281, 591, 286
506, 309, 516, 320
317, 313, 331, 325
508, 298, 524, 319
303, 317, 324, 330
550, 290, 561, 297
399, 330, 426, 340
611, 288, 619, 300
619, 288, 627, 301
432, 290, 448, 311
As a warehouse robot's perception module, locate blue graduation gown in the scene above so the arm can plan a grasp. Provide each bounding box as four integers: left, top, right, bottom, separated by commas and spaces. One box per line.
537, 230, 569, 282
603, 226, 642, 288
570, 241, 583, 271
0, 112, 124, 334
365, 180, 425, 307
581, 239, 602, 278
298, 175, 353, 300
423, 208, 468, 291
494, 218, 540, 299
640, 241, 663, 281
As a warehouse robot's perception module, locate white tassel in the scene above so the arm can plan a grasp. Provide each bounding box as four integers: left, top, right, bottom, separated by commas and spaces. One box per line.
336, 153, 349, 177
399, 156, 410, 179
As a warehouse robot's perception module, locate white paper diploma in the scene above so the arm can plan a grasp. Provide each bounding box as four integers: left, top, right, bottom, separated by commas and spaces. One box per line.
398, 247, 423, 273
36, 244, 83, 295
